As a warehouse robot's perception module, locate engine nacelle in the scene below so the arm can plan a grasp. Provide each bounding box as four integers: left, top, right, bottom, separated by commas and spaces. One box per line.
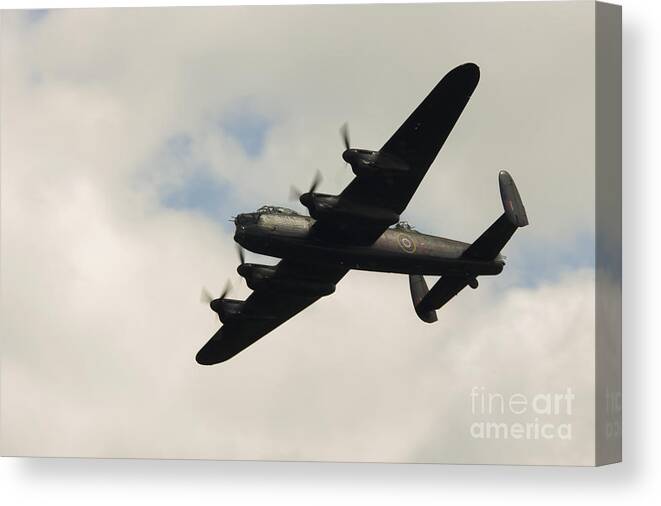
210, 298, 244, 323
237, 263, 277, 289
299, 193, 339, 220
299, 192, 399, 228
342, 149, 410, 178
237, 263, 336, 297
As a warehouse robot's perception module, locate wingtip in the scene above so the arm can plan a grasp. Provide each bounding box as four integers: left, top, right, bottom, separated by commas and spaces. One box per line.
453, 62, 480, 79
461, 61, 480, 72
442, 62, 480, 91
195, 339, 228, 366
195, 350, 216, 366
196, 330, 243, 365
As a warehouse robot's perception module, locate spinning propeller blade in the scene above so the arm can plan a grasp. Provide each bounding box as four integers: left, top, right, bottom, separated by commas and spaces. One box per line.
219, 279, 232, 300
200, 279, 232, 306
289, 185, 302, 201
309, 170, 322, 193
340, 123, 351, 150
236, 244, 245, 266
200, 287, 214, 304
289, 170, 323, 202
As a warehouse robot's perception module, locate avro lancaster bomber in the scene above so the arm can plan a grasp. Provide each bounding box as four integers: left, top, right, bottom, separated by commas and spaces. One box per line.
197, 63, 528, 365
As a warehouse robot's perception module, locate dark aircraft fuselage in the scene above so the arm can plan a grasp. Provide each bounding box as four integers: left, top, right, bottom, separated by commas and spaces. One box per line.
233, 210, 505, 278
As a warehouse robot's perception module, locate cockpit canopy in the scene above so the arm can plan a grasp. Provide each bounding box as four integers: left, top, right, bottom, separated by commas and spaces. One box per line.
392, 220, 417, 232
256, 205, 300, 216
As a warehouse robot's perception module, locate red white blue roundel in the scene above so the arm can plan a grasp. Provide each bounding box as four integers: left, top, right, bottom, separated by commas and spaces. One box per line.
398, 233, 416, 253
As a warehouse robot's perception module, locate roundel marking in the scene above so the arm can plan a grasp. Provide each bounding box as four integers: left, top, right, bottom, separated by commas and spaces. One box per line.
398, 233, 416, 254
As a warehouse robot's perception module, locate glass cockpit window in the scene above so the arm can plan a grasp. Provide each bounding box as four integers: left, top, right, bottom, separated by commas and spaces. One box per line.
393, 221, 416, 232
256, 206, 299, 215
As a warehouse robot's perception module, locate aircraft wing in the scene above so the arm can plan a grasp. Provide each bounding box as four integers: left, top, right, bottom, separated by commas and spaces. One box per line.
416, 275, 470, 314
339, 63, 480, 218
196, 260, 348, 365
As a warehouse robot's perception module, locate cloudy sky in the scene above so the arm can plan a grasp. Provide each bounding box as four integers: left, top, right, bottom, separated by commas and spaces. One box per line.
1, 2, 598, 464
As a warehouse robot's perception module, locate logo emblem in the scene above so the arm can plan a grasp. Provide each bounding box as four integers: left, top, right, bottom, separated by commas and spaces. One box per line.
398, 234, 416, 253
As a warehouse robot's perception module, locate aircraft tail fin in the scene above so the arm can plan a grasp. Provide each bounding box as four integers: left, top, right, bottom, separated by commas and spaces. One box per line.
412, 171, 528, 318
409, 274, 438, 323
462, 170, 528, 261
499, 170, 528, 228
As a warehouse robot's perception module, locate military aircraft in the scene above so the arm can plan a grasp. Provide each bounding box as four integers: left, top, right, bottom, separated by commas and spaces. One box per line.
197, 62, 528, 365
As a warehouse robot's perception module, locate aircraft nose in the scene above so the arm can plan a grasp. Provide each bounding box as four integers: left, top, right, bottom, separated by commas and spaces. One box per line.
235, 213, 260, 239
234, 213, 258, 226
233, 226, 246, 244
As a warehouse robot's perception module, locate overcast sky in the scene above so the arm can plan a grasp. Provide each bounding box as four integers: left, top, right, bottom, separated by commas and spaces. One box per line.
1, 2, 599, 464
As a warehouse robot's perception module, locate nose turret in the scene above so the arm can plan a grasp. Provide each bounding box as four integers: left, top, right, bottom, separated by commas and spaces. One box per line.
234, 213, 259, 227
234, 214, 256, 246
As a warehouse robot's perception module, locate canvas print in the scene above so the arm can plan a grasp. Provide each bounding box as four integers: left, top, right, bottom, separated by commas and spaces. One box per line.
0, 1, 621, 465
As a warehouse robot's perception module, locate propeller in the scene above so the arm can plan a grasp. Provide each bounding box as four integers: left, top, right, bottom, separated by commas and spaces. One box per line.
219, 280, 232, 299
200, 287, 214, 304
201, 244, 246, 310
289, 185, 302, 202
289, 170, 323, 202
200, 279, 232, 305
340, 122, 351, 150
309, 170, 323, 193
236, 244, 245, 266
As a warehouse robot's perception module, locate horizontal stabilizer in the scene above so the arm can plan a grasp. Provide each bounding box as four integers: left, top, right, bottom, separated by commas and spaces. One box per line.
462, 214, 516, 261
417, 275, 471, 314
409, 274, 438, 323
